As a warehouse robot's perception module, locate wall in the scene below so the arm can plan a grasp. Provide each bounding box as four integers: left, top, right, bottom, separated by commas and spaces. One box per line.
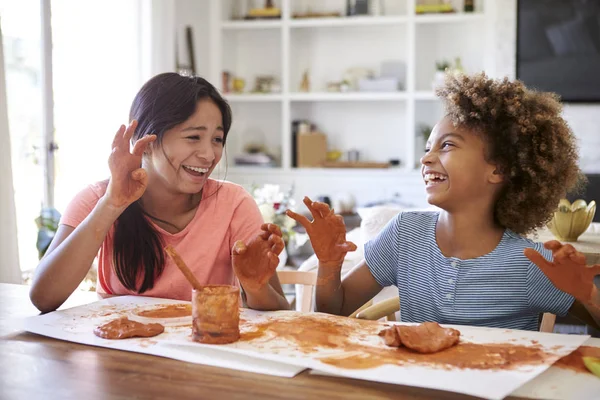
175, 0, 600, 209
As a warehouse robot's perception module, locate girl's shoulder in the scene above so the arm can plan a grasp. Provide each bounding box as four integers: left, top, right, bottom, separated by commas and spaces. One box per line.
501, 230, 552, 260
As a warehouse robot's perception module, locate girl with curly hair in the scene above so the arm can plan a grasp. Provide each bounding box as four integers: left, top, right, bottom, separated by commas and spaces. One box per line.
288, 73, 600, 331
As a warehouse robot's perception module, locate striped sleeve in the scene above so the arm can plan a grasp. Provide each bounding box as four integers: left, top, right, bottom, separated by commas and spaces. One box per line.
526, 242, 575, 316
364, 213, 402, 287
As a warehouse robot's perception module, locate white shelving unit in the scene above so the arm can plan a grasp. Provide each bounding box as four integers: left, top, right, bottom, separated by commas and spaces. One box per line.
206, 0, 495, 206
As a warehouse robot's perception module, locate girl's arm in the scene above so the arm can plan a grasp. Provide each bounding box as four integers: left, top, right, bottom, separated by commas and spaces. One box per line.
315, 259, 383, 316
287, 197, 383, 316
30, 199, 125, 312
30, 121, 155, 312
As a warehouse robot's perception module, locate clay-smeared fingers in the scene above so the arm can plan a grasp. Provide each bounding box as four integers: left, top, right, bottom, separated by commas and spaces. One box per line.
265, 223, 282, 236
232, 240, 247, 255
112, 125, 126, 148
131, 134, 156, 156
123, 120, 138, 143
286, 209, 311, 230
267, 252, 279, 268
312, 201, 332, 218
302, 196, 323, 220
543, 240, 563, 251
269, 234, 285, 255
339, 241, 357, 252
524, 248, 554, 271
131, 168, 146, 181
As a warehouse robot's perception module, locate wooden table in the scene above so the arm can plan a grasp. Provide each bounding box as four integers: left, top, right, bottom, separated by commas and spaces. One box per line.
0, 283, 597, 400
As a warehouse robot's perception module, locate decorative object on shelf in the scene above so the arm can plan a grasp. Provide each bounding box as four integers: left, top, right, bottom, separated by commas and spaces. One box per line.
464, 0, 475, 13
343, 67, 374, 90
296, 130, 327, 168
432, 60, 450, 89
548, 199, 596, 242
453, 57, 464, 74
234, 142, 277, 167
176, 26, 196, 77
347, 0, 370, 16
246, 0, 281, 19
370, 0, 384, 16
415, 0, 454, 14
222, 71, 231, 93
299, 69, 310, 92
356, 61, 405, 92
251, 184, 298, 245
230, 0, 246, 20
326, 150, 343, 162
347, 149, 360, 162
252, 75, 280, 93
232, 77, 245, 93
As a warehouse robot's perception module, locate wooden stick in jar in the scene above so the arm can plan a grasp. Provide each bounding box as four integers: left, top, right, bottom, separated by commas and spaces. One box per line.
164, 245, 202, 291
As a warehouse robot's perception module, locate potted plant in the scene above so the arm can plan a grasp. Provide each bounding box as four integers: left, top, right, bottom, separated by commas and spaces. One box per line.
35, 207, 61, 259
432, 60, 450, 89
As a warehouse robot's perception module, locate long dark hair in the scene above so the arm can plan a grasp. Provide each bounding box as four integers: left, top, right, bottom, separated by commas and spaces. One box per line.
113, 73, 232, 293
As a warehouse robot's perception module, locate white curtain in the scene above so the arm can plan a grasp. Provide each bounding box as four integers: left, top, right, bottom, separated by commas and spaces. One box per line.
0, 20, 22, 284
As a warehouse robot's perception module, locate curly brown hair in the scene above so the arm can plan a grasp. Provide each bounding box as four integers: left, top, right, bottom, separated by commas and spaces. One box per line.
435, 72, 583, 235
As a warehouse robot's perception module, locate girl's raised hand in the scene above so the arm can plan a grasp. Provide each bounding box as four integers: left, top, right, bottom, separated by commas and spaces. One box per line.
105, 120, 156, 209
286, 197, 357, 269
524, 240, 600, 305
232, 224, 285, 291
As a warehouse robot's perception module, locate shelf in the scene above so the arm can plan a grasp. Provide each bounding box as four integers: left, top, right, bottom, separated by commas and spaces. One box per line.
415, 12, 485, 24
224, 93, 282, 102
289, 92, 408, 102
289, 15, 408, 28
225, 166, 419, 176
221, 20, 282, 30
414, 91, 438, 100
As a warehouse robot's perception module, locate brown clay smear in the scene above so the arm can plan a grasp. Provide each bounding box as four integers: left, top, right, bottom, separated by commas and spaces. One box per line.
135, 304, 192, 318
553, 346, 600, 374
94, 317, 164, 339
240, 314, 554, 371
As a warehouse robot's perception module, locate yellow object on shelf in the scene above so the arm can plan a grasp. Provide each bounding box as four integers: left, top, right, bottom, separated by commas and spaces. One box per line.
548, 199, 596, 242
248, 7, 281, 18
415, 4, 454, 14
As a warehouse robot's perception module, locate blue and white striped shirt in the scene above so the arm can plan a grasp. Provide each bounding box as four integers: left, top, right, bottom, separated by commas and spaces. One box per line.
364, 211, 574, 331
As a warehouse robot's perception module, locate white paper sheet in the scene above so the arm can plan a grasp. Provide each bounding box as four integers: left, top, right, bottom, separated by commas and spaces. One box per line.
511, 338, 600, 400
24, 296, 591, 400
24, 296, 304, 378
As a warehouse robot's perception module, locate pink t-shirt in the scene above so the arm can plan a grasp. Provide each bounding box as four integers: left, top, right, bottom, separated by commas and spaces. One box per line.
59, 179, 263, 301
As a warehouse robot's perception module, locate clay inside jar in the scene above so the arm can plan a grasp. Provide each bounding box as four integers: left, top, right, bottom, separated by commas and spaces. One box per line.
192, 285, 240, 344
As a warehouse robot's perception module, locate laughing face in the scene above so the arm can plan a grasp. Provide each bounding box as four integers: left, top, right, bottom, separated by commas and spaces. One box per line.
145, 99, 225, 195
420, 116, 503, 211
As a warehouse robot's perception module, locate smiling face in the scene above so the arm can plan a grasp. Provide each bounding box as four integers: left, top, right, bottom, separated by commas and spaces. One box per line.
420, 116, 503, 211
144, 98, 225, 195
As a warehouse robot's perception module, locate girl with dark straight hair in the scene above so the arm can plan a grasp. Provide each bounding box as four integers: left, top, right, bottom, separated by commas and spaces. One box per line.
30, 73, 289, 313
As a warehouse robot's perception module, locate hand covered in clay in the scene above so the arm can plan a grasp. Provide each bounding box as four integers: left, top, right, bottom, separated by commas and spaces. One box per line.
232, 223, 284, 291
105, 120, 156, 210
524, 240, 600, 305
286, 197, 357, 269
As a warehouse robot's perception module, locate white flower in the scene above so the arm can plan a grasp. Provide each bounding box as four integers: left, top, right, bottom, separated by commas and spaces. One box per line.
258, 203, 276, 224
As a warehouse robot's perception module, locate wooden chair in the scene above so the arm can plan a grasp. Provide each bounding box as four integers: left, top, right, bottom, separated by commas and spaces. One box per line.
353, 295, 556, 332
277, 270, 318, 313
